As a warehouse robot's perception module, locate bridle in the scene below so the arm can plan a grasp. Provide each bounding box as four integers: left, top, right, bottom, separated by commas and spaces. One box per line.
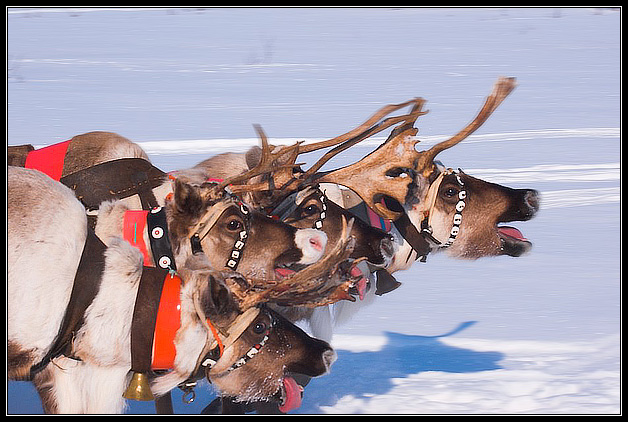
269, 185, 328, 230
177, 301, 275, 404
189, 197, 253, 271
419, 168, 467, 250
191, 300, 275, 375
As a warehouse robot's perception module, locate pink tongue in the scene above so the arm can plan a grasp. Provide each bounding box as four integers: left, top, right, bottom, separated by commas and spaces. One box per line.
350, 266, 367, 301
498, 226, 527, 241
274, 267, 296, 279
278, 377, 303, 413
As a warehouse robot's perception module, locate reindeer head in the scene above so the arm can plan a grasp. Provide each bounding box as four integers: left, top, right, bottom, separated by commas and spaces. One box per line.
306, 77, 539, 268
191, 126, 398, 299
316, 77, 518, 222
165, 176, 328, 282
176, 261, 345, 409
385, 168, 539, 271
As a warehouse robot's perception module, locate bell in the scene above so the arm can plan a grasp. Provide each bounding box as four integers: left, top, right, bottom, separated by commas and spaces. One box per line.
123, 372, 155, 401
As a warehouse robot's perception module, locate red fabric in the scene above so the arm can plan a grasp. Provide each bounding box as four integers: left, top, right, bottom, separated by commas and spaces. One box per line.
151, 274, 182, 370
24, 140, 71, 181
123, 209, 182, 370
123, 210, 151, 265
367, 204, 392, 232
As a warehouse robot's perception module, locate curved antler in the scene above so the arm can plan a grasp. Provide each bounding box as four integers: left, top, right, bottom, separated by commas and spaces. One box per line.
317, 77, 517, 220
214, 125, 302, 195
416, 76, 517, 175
223, 217, 362, 310
227, 99, 427, 199
298, 98, 427, 154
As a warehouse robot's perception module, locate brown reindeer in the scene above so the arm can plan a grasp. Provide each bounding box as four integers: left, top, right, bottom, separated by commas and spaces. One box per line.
192, 136, 396, 301
7, 131, 148, 178
7, 166, 358, 413
314, 77, 539, 271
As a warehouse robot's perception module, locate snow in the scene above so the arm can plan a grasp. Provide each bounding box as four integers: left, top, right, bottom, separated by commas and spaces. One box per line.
6, 7, 620, 415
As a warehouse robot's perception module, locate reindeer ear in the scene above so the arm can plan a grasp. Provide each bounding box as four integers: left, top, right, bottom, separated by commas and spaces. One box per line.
203, 274, 239, 320
172, 178, 205, 217
245, 146, 262, 170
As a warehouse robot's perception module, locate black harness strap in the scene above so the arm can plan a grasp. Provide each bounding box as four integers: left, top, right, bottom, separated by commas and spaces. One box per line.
146, 208, 177, 272
29, 229, 107, 379
128, 266, 169, 378
60, 158, 166, 212
392, 210, 432, 262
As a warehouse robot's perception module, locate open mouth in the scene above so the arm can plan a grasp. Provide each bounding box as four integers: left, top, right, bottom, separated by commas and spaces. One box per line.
347, 263, 369, 301
274, 258, 368, 301
497, 225, 532, 257
277, 376, 304, 413
273, 263, 305, 280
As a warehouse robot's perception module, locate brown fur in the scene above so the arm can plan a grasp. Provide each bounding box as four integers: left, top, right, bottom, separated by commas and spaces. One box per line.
62, 131, 149, 176
429, 172, 539, 259
7, 341, 37, 380
165, 179, 309, 281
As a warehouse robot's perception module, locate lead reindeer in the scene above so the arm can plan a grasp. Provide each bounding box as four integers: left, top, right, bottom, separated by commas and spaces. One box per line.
316, 77, 539, 270
7, 166, 360, 414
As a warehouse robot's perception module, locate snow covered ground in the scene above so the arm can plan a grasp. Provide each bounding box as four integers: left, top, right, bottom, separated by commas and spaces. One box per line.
7, 7, 620, 414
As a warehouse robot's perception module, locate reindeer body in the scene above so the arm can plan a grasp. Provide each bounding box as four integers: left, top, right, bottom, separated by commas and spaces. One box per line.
7, 131, 148, 177
8, 167, 342, 413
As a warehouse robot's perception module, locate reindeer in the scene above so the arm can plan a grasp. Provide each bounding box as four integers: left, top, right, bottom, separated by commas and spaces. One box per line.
7, 131, 148, 178
314, 77, 539, 272
8, 166, 361, 414
192, 125, 397, 302
192, 77, 538, 291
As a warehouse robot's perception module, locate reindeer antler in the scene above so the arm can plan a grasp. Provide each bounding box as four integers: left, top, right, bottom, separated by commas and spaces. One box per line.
317, 77, 517, 220
226, 99, 427, 200
416, 76, 517, 176
214, 126, 302, 195
223, 217, 362, 310
298, 98, 427, 154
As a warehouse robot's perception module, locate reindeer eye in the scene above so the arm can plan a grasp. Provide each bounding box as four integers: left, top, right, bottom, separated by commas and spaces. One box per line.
443, 187, 459, 198
226, 219, 243, 231
302, 204, 320, 216
252, 322, 267, 334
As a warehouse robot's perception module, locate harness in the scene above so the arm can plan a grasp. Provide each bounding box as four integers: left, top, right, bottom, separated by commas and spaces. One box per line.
21, 139, 167, 214
189, 198, 253, 271
28, 229, 107, 379
419, 168, 467, 250
269, 185, 328, 230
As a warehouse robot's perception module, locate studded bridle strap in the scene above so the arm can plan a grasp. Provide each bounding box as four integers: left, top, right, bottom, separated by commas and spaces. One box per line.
270, 185, 328, 230
420, 168, 467, 249
189, 200, 252, 271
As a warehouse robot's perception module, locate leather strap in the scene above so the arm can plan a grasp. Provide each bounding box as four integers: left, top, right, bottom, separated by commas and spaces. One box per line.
60, 158, 166, 211
129, 266, 169, 376
29, 229, 107, 378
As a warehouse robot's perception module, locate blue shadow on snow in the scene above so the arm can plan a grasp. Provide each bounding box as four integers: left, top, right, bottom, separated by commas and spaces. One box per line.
296, 321, 504, 413
7, 322, 503, 414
